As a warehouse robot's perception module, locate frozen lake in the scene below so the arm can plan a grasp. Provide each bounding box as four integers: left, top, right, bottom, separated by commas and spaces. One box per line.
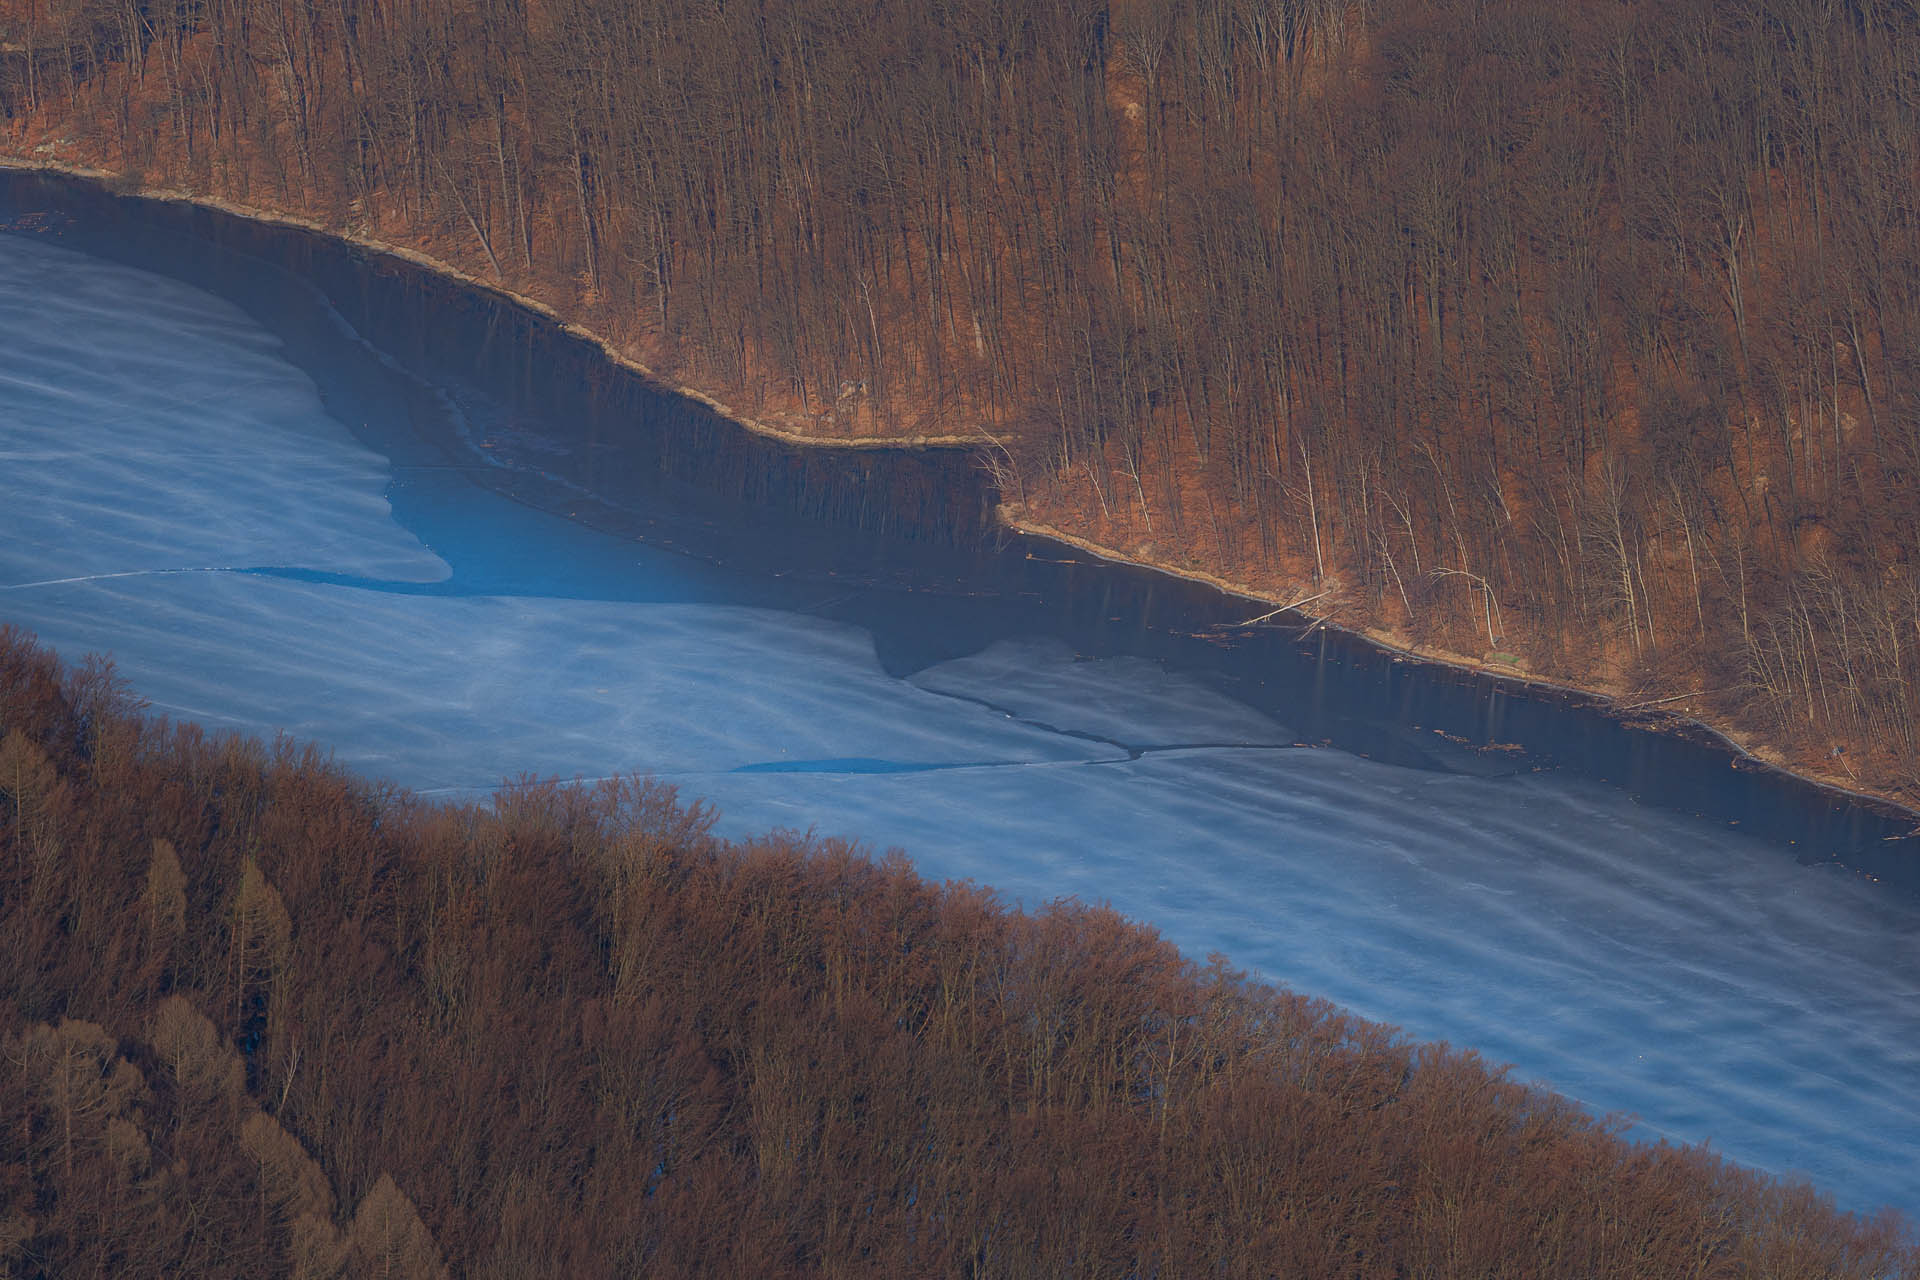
3, 198, 1919, 1217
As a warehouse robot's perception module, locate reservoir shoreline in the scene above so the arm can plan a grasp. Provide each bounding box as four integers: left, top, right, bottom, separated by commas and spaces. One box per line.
4, 154, 1916, 847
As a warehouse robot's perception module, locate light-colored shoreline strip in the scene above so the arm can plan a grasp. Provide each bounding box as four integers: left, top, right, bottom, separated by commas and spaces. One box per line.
999, 511, 1920, 824
0, 155, 982, 453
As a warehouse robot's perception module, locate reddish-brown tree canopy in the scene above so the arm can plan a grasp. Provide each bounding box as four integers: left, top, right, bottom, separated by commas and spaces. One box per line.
0, 627, 1912, 1276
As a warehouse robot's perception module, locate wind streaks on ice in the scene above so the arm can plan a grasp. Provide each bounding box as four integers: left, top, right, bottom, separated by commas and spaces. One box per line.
5, 229, 1920, 1217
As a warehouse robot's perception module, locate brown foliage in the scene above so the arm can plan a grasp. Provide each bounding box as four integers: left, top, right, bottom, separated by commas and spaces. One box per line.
0, 628, 1911, 1275
344, 1173, 447, 1280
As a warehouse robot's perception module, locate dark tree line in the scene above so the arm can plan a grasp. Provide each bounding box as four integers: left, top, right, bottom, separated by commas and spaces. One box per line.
1, 626, 1915, 1275
2, 0, 1918, 796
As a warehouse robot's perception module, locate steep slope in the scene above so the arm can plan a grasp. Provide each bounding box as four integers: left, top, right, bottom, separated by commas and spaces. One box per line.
1, 627, 1913, 1276
2, 1, 1916, 797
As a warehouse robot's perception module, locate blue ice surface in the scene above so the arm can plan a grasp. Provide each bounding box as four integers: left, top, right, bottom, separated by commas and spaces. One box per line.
4, 229, 1920, 1217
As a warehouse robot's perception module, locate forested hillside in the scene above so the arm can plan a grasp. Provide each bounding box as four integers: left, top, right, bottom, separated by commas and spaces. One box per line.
2, 0, 1918, 806
1, 627, 1914, 1275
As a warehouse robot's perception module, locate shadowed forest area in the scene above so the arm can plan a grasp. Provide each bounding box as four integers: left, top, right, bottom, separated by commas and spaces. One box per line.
1, 625, 1916, 1275
4, 0, 1919, 807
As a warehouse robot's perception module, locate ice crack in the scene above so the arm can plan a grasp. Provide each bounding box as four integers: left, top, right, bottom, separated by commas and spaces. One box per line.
908, 682, 1303, 763
0, 566, 247, 590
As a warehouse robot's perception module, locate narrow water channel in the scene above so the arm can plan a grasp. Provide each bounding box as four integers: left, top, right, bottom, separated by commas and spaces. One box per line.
3, 172, 1917, 1216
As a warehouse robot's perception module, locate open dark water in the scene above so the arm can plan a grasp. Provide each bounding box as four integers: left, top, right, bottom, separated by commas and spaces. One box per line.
3, 171, 1918, 1215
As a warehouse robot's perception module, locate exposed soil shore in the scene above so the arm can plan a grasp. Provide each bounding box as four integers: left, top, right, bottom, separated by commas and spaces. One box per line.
6, 153, 1915, 831
1004, 507, 1920, 823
